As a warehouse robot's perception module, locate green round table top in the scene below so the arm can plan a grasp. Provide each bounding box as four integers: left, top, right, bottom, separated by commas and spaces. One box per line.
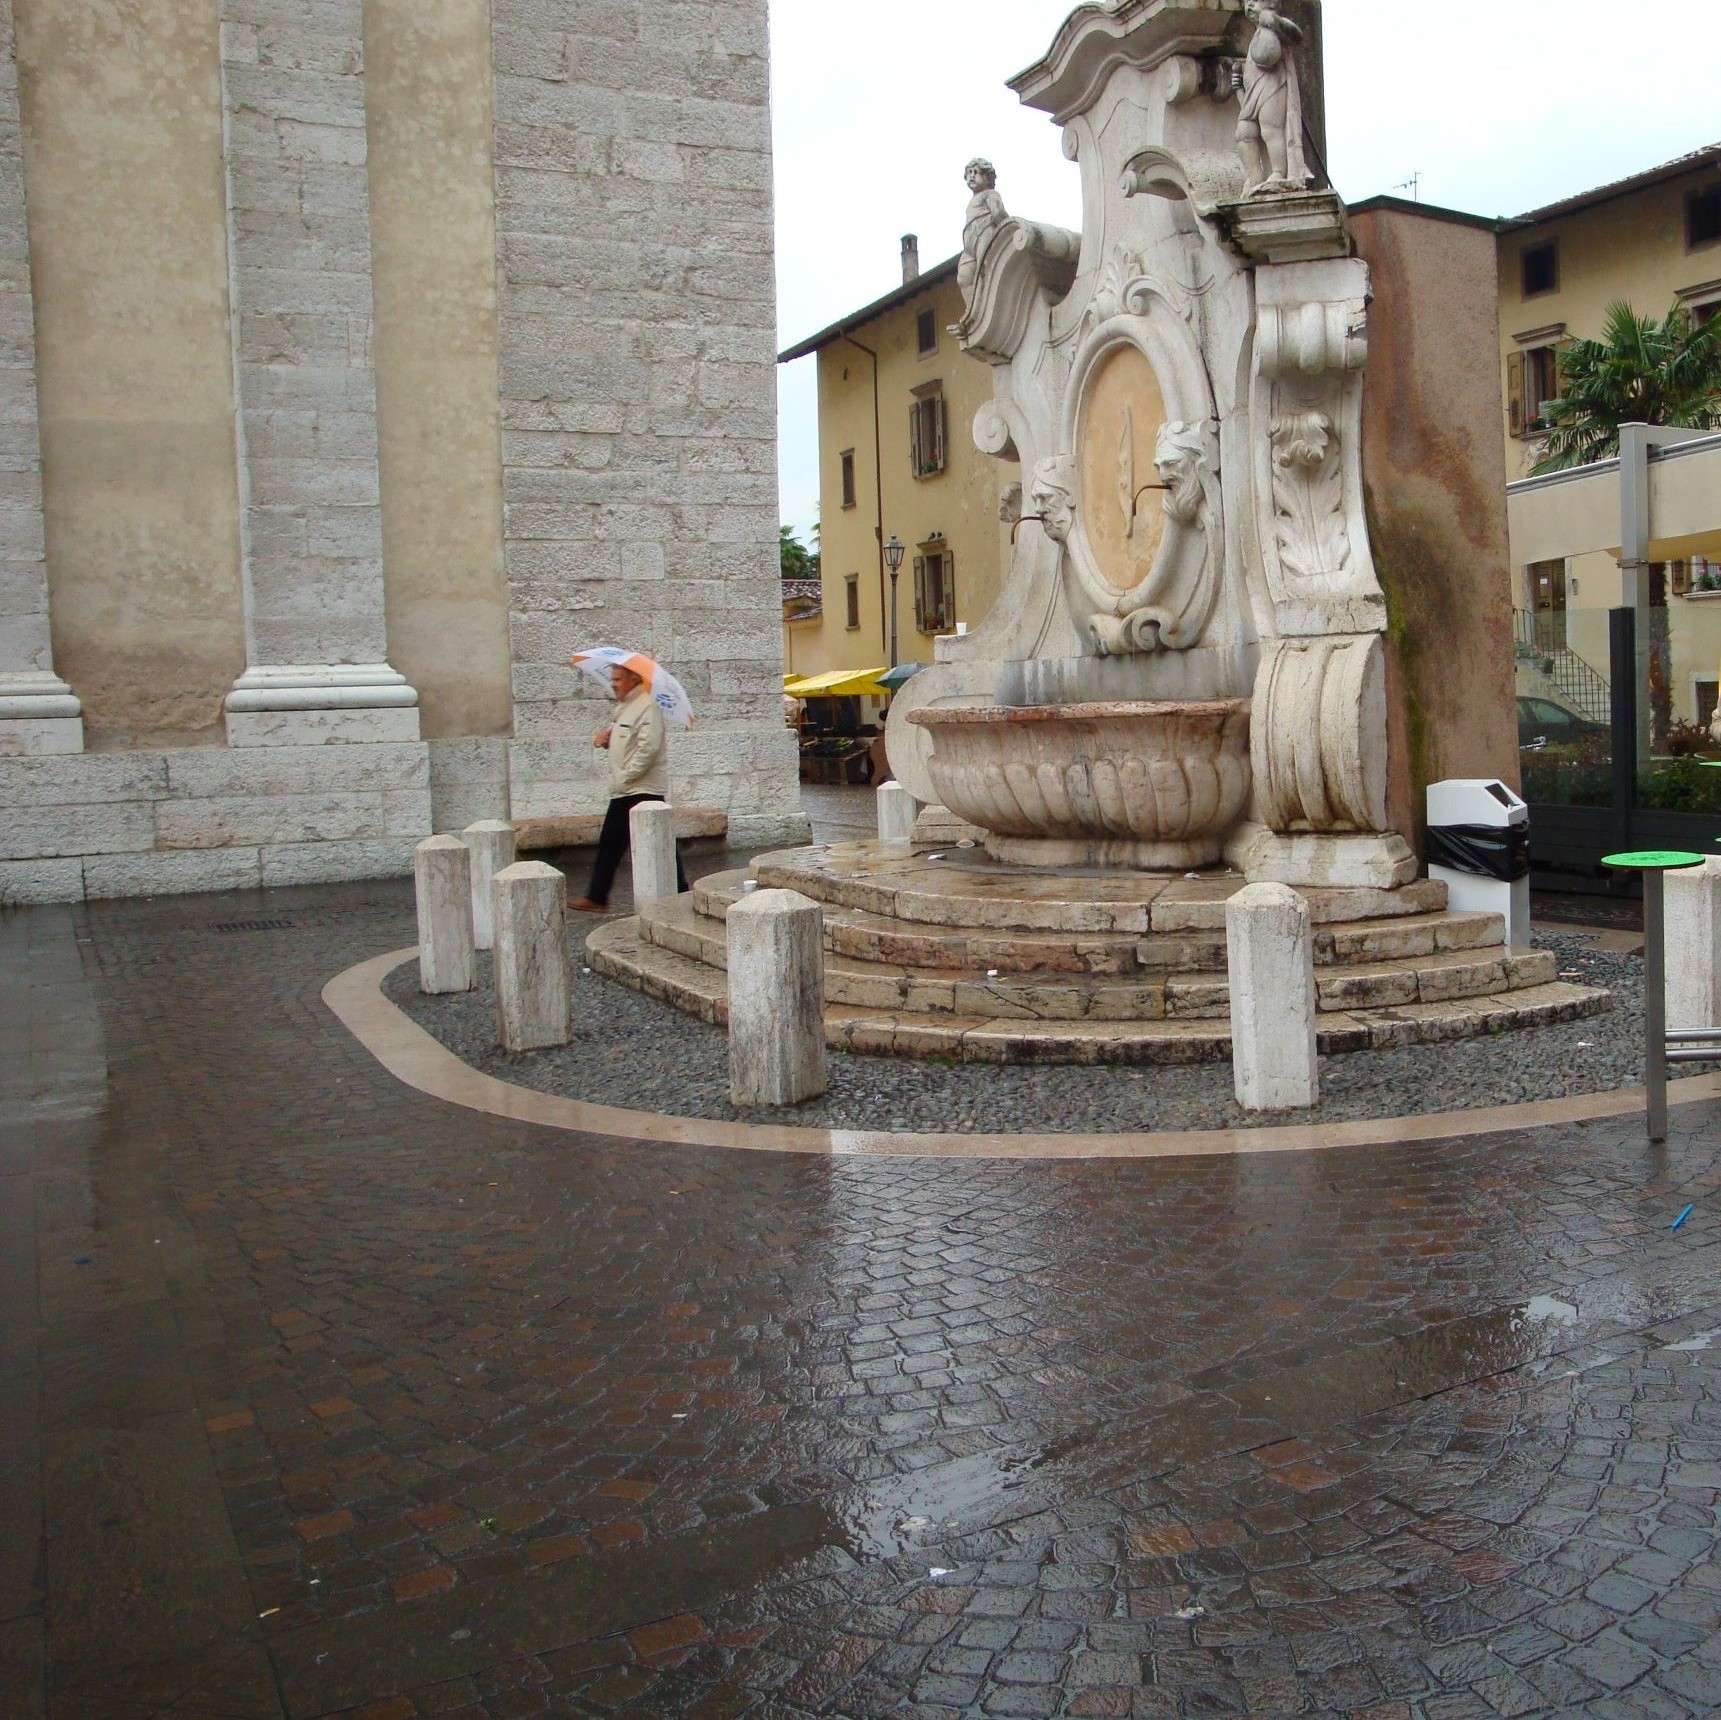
1601, 850, 1707, 871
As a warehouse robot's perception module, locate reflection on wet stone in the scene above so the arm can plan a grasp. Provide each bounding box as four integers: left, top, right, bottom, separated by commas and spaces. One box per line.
8, 877, 1721, 1718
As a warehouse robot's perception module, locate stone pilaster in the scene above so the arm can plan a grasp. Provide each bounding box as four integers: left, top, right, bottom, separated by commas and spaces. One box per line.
487, 0, 804, 843
217, 0, 418, 745
0, 2, 79, 756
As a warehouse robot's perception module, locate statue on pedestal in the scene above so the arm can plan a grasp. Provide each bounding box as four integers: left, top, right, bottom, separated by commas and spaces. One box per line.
958, 158, 1007, 303
1235, 2, 1310, 195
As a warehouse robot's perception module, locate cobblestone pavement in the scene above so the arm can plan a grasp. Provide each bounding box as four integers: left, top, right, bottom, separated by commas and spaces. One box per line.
5, 873, 1721, 1720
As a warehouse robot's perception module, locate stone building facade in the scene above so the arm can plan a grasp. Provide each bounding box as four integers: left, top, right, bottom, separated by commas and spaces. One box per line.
0, 0, 802, 904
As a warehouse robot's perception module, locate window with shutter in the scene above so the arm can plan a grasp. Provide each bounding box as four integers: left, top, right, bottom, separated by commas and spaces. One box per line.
912, 551, 955, 632
909, 388, 946, 478
1526, 346, 1561, 430
1506, 350, 1527, 438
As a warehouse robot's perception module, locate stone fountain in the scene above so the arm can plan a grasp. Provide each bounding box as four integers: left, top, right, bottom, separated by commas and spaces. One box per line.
591, 0, 1609, 1065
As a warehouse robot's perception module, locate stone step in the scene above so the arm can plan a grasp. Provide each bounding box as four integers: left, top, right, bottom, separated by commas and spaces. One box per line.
690, 870, 1506, 976
586, 919, 1611, 1066
750, 843, 1449, 936
640, 896, 1554, 1021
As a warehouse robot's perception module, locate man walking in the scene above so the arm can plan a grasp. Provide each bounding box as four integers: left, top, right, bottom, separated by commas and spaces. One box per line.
569, 663, 688, 913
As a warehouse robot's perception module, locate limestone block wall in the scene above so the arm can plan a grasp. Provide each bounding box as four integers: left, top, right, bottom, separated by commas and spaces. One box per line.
219, 0, 390, 672
489, 0, 802, 841
0, 0, 805, 902
0, 742, 430, 902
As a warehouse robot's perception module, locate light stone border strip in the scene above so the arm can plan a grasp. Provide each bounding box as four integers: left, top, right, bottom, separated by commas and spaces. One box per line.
324, 948, 1721, 1162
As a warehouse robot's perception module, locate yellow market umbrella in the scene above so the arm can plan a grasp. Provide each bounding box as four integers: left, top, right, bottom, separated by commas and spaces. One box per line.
783, 667, 889, 699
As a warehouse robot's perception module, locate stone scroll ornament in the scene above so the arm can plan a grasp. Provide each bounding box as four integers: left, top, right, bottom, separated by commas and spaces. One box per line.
1253, 633, 1390, 834
1250, 288, 1379, 638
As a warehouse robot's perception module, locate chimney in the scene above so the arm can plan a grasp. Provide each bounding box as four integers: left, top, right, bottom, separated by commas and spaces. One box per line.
900, 234, 919, 284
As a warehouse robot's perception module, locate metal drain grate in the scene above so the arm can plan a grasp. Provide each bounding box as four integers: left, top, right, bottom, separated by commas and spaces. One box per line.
210, 918, 300, 933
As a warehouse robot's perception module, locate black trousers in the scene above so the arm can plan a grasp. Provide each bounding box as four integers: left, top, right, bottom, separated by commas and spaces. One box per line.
585, 793, 689, 906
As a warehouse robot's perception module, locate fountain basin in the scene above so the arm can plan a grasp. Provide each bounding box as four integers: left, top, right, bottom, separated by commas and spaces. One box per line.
907, 699, 1251, 871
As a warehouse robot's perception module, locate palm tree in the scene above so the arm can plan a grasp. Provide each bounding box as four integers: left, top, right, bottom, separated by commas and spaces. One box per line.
1533, 300, 1721, 474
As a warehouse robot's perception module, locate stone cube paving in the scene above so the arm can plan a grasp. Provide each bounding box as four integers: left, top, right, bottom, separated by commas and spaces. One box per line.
5, 874, 1721, 1718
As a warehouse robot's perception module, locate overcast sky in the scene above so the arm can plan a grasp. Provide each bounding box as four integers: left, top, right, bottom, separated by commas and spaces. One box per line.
771, 0, 1721, 540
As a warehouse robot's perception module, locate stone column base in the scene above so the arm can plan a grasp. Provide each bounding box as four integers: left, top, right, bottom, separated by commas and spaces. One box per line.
225, 665, 421, 747
1227, 823, 1418, 890
0, 672, 84, 755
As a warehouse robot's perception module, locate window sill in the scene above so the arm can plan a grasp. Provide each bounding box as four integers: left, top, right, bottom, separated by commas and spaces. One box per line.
1681, 589, 1721, 601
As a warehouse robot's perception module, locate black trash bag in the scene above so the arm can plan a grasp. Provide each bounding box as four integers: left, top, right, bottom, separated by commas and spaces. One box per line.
1426, 821, 1531, 883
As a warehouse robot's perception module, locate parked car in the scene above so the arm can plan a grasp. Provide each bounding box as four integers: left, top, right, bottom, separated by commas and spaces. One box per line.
1517, 695, 1607, 749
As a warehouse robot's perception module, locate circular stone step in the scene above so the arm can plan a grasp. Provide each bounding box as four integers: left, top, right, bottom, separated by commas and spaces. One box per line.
586, 918, 1612, 1066
689, 870, 1507, 977
750, 844, 1450, 936
637, 897, 1558, 1022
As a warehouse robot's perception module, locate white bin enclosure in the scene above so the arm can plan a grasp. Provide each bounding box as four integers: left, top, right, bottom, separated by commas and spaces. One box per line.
1426, 780, 1530, 952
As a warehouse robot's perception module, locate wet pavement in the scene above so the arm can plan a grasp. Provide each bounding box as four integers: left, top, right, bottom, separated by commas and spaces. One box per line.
5, 876, 1721, 1719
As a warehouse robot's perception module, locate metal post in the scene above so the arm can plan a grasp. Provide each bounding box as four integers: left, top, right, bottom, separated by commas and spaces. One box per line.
1645, 867, 1669, 1144
888, 569, 899, 670
1608, 606, 1636, 854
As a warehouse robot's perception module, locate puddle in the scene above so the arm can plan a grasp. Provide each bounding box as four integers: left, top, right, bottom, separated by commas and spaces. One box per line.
1522, 1295, 1579, 1325
842, 1447, 1048, 1557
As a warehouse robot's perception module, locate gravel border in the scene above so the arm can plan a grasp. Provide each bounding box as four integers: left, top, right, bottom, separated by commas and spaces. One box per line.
380, 930, 1708, 1136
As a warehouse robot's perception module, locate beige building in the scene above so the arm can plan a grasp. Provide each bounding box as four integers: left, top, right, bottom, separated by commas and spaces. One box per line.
1497, 143, 1721, 730
778, 241, 1012, 681
1, 0, 803, 905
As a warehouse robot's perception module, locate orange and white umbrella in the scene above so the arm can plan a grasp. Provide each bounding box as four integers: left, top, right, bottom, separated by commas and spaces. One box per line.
568, 645, 694, 729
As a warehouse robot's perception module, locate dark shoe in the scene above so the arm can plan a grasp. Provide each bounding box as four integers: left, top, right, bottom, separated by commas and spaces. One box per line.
568, 897, 607, 913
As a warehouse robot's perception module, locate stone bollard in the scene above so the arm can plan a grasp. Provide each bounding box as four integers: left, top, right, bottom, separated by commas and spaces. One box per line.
1666, 856, 1721, 1032
877, 780, 917, 845
727, 888, 827, 1106
629, 801, 681, 907
1225, 882, 1318, 1111
492, 861, 571, 1051
462, 819, 517, 951
414, 836, 475, 995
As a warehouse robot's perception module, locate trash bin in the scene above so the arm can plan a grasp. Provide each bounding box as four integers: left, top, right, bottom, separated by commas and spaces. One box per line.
1426, 780, 1531, 951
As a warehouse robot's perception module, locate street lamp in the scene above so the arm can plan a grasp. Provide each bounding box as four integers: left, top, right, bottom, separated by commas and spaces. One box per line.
883, 534, 905, 669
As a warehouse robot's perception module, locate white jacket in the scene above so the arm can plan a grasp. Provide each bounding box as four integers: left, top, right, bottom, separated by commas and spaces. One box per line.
608, 687, 669, 798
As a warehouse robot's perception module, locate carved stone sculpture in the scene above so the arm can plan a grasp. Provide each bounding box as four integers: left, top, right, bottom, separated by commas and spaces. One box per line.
957, 158, 1008, 305
1154, 420, 1208, 526
1234, 3, 1309, 195
878, 0, 1413, 893
1028, 455, 1078, 544
1268, 409, 1348, 581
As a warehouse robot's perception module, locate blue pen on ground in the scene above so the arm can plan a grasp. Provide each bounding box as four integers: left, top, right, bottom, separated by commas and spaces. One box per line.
1672, 1204, 1696, 1231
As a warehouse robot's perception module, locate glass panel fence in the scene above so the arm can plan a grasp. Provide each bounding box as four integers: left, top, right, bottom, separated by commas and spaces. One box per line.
1516, 604, 1611, 808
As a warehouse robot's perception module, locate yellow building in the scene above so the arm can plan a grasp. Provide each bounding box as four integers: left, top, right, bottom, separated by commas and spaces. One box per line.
778, 241, 1014, 681
1498, 143, 1721, 730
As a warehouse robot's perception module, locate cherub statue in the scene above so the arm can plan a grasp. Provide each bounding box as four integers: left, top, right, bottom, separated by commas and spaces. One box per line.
957, 158, 1008, 303
1235, 2, 1310, 195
